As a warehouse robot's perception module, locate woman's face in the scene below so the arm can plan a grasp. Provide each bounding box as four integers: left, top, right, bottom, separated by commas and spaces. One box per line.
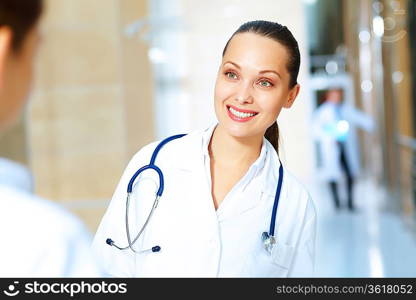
214, 32, 300, 140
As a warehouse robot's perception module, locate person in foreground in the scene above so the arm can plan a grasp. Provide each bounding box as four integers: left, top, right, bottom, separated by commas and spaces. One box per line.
0, 0, 100, 277
93, 20, 316, 277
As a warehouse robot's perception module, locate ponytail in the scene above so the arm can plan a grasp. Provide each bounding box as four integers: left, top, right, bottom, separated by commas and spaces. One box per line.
265, 121, 279, 154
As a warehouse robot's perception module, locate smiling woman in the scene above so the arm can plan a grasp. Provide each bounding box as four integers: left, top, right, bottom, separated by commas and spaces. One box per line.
212, 22, 301, 210
93, 20, 316, 278
217, 21, 301, 153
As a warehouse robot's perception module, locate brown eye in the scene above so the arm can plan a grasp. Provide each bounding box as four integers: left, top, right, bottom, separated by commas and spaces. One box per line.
225, 72, 238, 80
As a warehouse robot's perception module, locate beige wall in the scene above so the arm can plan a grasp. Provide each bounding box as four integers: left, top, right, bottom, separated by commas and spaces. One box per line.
0, 118, 28, 165
28, 0, 154, 232
387, 0, 414, 215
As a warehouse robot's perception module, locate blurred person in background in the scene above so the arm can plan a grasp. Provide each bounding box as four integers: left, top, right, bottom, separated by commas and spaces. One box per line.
0, 0, 100, 277
93, 20, 316, 277
313, 88, 374, 212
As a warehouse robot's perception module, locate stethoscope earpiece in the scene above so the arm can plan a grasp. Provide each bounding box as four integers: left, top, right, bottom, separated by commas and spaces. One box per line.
151, 246, 161, 253
106, 237, 161, 253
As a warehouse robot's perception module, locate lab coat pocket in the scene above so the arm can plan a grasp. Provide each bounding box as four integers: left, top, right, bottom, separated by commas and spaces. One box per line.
133, 219, 166, 277
245, 242, 295, 277
270, 242, 295, 270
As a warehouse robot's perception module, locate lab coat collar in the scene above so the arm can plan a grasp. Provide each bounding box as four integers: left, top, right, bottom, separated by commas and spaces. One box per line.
167, 124, 282, 220
261, 141, 282, 197
201, 123, 217, 157
170, 124, 281, 182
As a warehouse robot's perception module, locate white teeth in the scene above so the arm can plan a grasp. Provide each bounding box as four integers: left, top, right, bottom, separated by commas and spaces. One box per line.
229, 107, 256, 118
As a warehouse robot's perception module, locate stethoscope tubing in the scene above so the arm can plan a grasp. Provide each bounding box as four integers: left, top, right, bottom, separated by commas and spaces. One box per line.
107, 133, 283, 255
269, 163, 283, 237
125, 193, 160, 253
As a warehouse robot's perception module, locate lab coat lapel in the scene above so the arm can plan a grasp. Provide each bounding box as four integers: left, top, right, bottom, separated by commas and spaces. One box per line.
261, 149, 281, 199
215, 183, 265, 222
167, 131, 204, 172
168, 130, 219, 234
165, 129, 217, 208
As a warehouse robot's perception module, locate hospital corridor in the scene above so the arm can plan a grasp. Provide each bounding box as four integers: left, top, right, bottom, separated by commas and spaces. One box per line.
312, 178, 416, 277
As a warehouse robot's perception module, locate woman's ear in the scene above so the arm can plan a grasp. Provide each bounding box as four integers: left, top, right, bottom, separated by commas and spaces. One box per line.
283, 84, 300, 108
0, 27, 12, 89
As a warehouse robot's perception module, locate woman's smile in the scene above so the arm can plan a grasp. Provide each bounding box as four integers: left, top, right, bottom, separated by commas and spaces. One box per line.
226, 104, 258, 122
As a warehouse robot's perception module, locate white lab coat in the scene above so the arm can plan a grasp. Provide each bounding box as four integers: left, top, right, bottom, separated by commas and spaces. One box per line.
312, 102, 374, 181
0, 185, 101, 277
92, 127, 316, 277
0, 158, 33, 193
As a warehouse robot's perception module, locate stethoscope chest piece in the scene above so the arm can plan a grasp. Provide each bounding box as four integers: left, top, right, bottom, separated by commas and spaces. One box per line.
262, 231, 276, 255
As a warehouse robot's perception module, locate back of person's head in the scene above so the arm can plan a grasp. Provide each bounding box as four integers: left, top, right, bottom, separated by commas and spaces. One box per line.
0, 0, 43, 51
0, 0, 43, 131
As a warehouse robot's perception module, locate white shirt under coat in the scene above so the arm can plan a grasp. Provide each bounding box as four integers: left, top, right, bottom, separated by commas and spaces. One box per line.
92, 124, 316, 277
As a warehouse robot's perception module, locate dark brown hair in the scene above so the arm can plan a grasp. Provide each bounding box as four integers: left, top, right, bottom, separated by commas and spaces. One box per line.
0, 0, 43, 52
222, 20, 301, 153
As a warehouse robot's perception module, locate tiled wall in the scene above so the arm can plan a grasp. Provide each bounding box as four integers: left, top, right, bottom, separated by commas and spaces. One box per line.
0, 119, 28, 165
28, 0, 154, 232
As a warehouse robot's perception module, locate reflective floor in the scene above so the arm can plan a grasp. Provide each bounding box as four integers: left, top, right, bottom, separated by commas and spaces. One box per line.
311, 177, 416, 277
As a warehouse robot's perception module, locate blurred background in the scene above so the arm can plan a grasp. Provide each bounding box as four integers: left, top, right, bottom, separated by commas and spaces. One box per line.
0, 0, 415, 277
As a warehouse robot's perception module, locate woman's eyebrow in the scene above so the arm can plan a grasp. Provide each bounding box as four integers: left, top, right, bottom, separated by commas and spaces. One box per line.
259, 70, 281, 79
223, 61, 281, 79
223, 61, 240, 69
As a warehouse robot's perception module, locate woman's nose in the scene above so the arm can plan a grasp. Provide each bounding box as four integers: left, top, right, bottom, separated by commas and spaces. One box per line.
235, 82, 253, 104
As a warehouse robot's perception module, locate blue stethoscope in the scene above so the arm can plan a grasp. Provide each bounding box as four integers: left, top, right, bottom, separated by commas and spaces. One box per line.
106, 134, 283, 255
